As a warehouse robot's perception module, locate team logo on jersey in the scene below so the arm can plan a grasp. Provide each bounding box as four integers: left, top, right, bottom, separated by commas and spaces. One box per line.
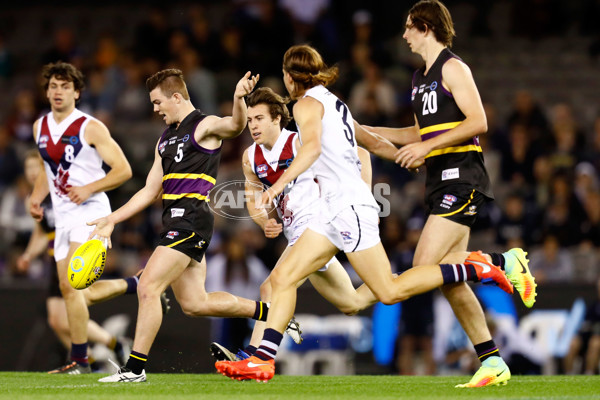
159, 141, 167, 153
170, 208, 185, 218
166, 231, 179, 239
440, 194, 457, 209
39, 135, 49, 148
411, 87, 417, 100
464, 205, 478, 216
195, 239, 206, 249
256, 164, 268, 178
340, 231, 353, 241
429, 81, 438, 91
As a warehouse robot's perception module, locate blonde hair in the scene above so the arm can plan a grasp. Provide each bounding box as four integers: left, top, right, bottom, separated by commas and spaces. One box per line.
283, 45, 338, 97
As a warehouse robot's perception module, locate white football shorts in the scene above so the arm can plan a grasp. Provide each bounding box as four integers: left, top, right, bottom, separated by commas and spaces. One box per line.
308, 204, 381, 253
53, 202, 111, 261
284, 212, 333, 271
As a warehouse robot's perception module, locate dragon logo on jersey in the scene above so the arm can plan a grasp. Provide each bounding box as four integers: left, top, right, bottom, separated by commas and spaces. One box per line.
53, 164, 72, 197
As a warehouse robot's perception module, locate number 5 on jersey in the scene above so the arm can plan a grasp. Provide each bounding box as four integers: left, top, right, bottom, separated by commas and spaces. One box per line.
175, 143, 184, 162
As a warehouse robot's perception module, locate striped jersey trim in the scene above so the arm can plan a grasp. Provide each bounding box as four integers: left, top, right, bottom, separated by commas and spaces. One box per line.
162, 193, 210, 201
162, 173, 216, 184
166, 232, 196, 248
419, 121, 461, 135
425, 144, 482, 158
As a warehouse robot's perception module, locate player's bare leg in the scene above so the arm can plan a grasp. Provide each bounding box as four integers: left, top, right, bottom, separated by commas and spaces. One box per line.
48, 242, 92, 374
172, 255, 257, 318
308, 259, 378, 315
84, 279, 128, 306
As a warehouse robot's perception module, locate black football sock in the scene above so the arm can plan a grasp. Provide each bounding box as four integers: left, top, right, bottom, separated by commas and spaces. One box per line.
253, 301, 269, 321
475, 340, 500, 362
125, 351, 147, 375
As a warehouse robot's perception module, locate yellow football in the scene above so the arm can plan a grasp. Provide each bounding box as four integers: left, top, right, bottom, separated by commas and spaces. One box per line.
68, 239, 106, 290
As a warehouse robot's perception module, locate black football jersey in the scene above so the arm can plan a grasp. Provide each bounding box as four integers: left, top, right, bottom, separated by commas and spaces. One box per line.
158, 110, 221, 241
411, 48, 492, 200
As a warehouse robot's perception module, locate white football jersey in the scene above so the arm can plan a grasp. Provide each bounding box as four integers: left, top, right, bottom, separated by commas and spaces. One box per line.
248, 128, 319, 232
300, 85, 378, 221
36, 108, 111, 227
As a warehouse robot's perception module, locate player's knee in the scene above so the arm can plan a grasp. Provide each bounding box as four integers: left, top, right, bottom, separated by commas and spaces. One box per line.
337, 300, 361, 316
136, 279, 162, 303
260, 278, 272, 299
179, 303, 201, 317
375, 288, 407, 305
269, 268, 295, 291
340, 306, 360, 316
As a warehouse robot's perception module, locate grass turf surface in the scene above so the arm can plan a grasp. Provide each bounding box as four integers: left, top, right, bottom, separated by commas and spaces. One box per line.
1, 373, 599, 399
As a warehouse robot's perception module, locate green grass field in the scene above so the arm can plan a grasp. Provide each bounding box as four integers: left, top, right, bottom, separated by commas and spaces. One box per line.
1, 373, 599, 400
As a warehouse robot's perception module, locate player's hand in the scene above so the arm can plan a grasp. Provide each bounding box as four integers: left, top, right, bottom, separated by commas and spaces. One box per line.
16, 254, 31, 273
67, 185, 93, 205
257, 185, 280, 210
235, 71, 260, 99
87, 216, 114, 249
29, 198, 44, 222
394, 142, 428, 169
263, 218, 283, 239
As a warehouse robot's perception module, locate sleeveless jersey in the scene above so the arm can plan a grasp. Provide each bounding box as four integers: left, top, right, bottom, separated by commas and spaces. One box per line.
411, 48, 492, 199
247, 128, 319, 229
36, 108, 111, 225
158, 110, 220, 242
301, 85, 378, 221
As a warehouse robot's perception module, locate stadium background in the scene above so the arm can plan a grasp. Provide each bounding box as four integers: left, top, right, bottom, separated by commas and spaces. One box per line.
0, 0, 598, 375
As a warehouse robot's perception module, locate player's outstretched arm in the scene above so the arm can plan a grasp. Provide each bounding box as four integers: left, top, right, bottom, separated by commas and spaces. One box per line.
206, 71, 260, 140
354, 120, 401, 163
361, 116, 421, 146
88, 144, 163, 248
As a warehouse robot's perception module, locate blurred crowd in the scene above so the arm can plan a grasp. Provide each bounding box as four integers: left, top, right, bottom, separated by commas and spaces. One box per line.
0, 0, 599, 377
0, 0, 598, 305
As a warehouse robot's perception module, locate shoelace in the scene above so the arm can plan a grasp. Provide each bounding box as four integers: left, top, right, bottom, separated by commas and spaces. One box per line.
107, 358, 121, 373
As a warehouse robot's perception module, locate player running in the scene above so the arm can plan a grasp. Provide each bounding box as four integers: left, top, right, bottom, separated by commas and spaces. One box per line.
210, 87, 380, 363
